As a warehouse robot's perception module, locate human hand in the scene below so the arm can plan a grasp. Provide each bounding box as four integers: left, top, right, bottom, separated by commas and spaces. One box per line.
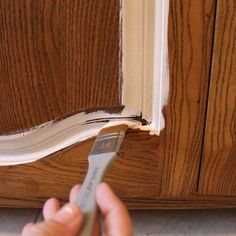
21, 183, 133, 236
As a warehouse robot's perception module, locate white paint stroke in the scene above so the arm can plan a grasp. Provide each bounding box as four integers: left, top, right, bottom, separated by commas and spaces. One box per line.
151, 0, 170, 133
0, 110, 143, 166
123, 0, 170, 134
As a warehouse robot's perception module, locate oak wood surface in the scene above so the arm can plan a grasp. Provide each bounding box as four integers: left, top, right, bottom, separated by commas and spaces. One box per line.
158, 0, 217, 198
199, 0, 236, 196
0, 0, 121, 134
125, 196, 236, 209
0, 130, 162, 208
1, 191, 236, 209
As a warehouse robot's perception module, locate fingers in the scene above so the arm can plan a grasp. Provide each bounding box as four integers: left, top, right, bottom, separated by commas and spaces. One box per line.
22, 184, 131, 236
70, 184, 103, 235
22, 203, 83, 236
53, 203, 83, 233
69, 184, 81, 202
21, 223, 35, 235
22, 220, 67, 236
96, 183, 133, 236
43, 185, 81, 220
43, 198, 60, 220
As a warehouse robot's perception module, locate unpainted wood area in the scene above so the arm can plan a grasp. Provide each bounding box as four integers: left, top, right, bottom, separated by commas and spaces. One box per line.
0, 130, 161, 208
199, 0, 236, 196
158, 0, 216, 198
126, 195, 236, 209
0, 0, 121, 134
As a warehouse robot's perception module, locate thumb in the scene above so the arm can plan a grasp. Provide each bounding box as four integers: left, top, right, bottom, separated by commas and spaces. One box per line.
21, 203, 83, 236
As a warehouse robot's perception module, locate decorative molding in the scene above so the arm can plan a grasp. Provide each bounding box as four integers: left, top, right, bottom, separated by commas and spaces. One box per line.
0, 113, 141, 165
122, 0, 169, 132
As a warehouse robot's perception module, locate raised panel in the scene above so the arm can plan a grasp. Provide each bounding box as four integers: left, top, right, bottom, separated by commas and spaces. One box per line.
0, 0, 121, 134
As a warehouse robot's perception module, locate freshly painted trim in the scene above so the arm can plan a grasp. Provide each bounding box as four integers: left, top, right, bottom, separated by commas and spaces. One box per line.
0, 0, 170, 165
0, 111, 142, 166
152, 0, 170, 133
122, 0, 169, 134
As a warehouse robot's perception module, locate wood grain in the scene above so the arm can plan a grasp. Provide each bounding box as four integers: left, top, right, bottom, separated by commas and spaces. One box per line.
1, 0, 236, 209
158, 0, 217, 198
0, 129, 236, 209
125, 196, 236, 209
199, 0, 236, 196
0, 130, 162, 208
0, 0, 121, 134
1, 190, 236, 209
1, 197, 236, 210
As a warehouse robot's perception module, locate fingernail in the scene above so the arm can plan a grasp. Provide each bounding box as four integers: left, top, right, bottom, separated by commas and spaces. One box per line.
54, 203, 80, 224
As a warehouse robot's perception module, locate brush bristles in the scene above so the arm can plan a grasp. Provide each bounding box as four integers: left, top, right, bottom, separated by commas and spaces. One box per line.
98, 124, 129, 135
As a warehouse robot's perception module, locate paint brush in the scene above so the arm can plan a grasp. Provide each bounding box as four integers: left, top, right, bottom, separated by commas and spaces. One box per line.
74, 124, 128, 236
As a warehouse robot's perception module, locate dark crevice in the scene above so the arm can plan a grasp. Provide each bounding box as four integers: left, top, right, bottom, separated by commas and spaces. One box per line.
34, 209, 43, 223
196, 0, 219, 191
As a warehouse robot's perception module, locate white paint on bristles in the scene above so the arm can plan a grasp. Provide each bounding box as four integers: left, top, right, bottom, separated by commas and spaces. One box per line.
0, 0, 170, 165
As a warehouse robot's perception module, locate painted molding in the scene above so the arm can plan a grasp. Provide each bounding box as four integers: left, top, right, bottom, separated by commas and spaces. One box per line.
0, 0, 170, 165
123, 0, 169, 132
0, 113, 142, 165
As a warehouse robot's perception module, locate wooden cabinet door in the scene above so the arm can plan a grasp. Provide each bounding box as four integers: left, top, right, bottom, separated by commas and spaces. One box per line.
0, 0, 162, 207
0, 0, 220, 208
199, 0, 236, 196
2, 0, 236, 209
